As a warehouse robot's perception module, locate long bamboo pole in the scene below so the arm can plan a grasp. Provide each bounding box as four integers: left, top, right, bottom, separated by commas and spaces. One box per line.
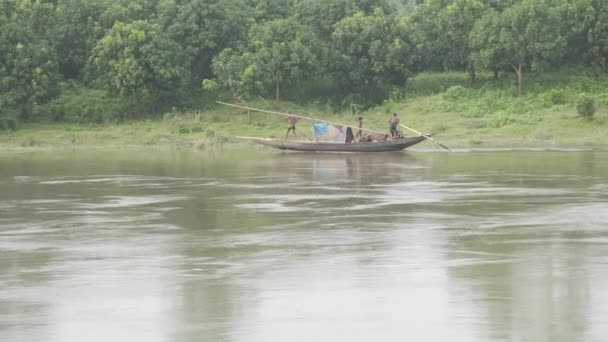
216, 101, 388, 135
399, 124, 451, 151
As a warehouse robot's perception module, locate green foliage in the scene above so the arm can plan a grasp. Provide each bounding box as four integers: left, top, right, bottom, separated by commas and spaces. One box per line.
576, 95, 596, 119
410, 0, 446, 71
212, 18, 323, 101
0, 0, 606, 125
0, 112, 18, 131
410, 71, 607, 128
403, 72, 469, 95
330, 9, 416, 95
0, 5, 60, 120
280, 78, 340, 104
209, 48, 252, 98
245, 0, 293, 21
548, 88, 567, 105
294, 0, 394, 39
442, 86, 471, 102
201, 79, 219, 91
438, 0, 486, 64
96, 0, 160, 29
413, 0, 486, 80
12, 0, 56, 39
471, 0, 567, 95
52, 0, 105, 79
165, 0, 250, 85
561, 0, 608, 74
1, 119, 17, 131
162, 111, 206, 134
31, 81, 165, 123
86, 20, 188, 96
294, 0, 359, 39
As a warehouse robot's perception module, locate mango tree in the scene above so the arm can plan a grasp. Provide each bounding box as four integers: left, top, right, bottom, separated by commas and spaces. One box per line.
330, 9, 416, 93
212, 18, 322, 101
471, 0, 566, 96
52, 0, 106, 79
86, 20, 187, 97
560, 0, 608, 74
294, 0, 395, 40
0, 8, 59, 120
163, 0, 250, 87
436, 0, 487, 83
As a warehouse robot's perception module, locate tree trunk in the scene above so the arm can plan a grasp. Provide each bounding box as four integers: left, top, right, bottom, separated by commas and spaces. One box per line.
467, 61, 476, 84
443, 58, 449, 73
493, 67, 499, 80
275, 77, 280, 101
515, 64, 523, 97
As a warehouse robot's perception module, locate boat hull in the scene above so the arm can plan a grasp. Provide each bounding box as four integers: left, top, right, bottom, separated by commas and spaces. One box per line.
252, 135, 429, 152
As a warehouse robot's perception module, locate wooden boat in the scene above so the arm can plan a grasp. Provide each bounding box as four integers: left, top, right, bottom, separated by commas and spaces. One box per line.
249, 134, 433, 152
216, 102, 448, 153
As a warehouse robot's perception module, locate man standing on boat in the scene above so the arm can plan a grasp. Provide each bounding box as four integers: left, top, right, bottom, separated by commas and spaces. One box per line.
286, 112, 298, 139
389, 112, 400, 138
355, 116, 363, 141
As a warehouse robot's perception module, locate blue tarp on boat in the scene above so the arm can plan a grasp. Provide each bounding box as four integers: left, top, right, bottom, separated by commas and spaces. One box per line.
313, 123, 347, 142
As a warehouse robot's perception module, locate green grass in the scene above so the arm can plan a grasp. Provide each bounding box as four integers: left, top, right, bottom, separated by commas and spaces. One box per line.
2, 71, 607, 150
371, 71, 608, 148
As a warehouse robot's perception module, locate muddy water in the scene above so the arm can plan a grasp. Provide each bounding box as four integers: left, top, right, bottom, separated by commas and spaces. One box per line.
1, 150, 607, 342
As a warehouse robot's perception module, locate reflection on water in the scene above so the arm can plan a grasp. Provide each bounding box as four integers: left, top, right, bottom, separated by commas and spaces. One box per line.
1, 150, 607, 342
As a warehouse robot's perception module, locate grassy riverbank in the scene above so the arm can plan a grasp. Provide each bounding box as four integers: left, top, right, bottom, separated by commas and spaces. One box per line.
2, 72, 607, 151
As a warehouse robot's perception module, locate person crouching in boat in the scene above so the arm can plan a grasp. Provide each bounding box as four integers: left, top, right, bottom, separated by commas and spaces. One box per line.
388, 112, 400, 138
285, 112, 298, 139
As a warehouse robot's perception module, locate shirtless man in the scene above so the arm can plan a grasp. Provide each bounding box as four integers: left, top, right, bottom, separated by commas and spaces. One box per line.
286, 112, 298, 139
388, 112, 400, 138
355, 116, 363, 141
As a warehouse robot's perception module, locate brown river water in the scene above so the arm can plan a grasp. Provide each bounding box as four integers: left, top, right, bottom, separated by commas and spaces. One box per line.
1, 149, 607, 342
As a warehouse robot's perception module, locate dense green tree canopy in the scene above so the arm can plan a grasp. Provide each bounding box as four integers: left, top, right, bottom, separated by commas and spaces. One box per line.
294, 0, 395, 39
53, 0, 105, 79
86, 20, 187, 96
0, 5, 59, 119
166, 0, 250, 85
212, 18, 322, 100
330, 9, 416, 92
437, 0, 487, 82
410, 0, 450, 71
561, 0, 608, 74
0, 0, 607, 123
471, 0, 566, 96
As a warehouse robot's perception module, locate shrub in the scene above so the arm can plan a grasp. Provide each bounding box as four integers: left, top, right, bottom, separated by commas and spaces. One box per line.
548, 88, 567, 105
32, 86, 128, 123
173, 121, 203, 134
0, 109, 19, 131
0, 118, 17, 131
576, 95, 596, 119
439, 85, 476, 112
442, 85, 470, 101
